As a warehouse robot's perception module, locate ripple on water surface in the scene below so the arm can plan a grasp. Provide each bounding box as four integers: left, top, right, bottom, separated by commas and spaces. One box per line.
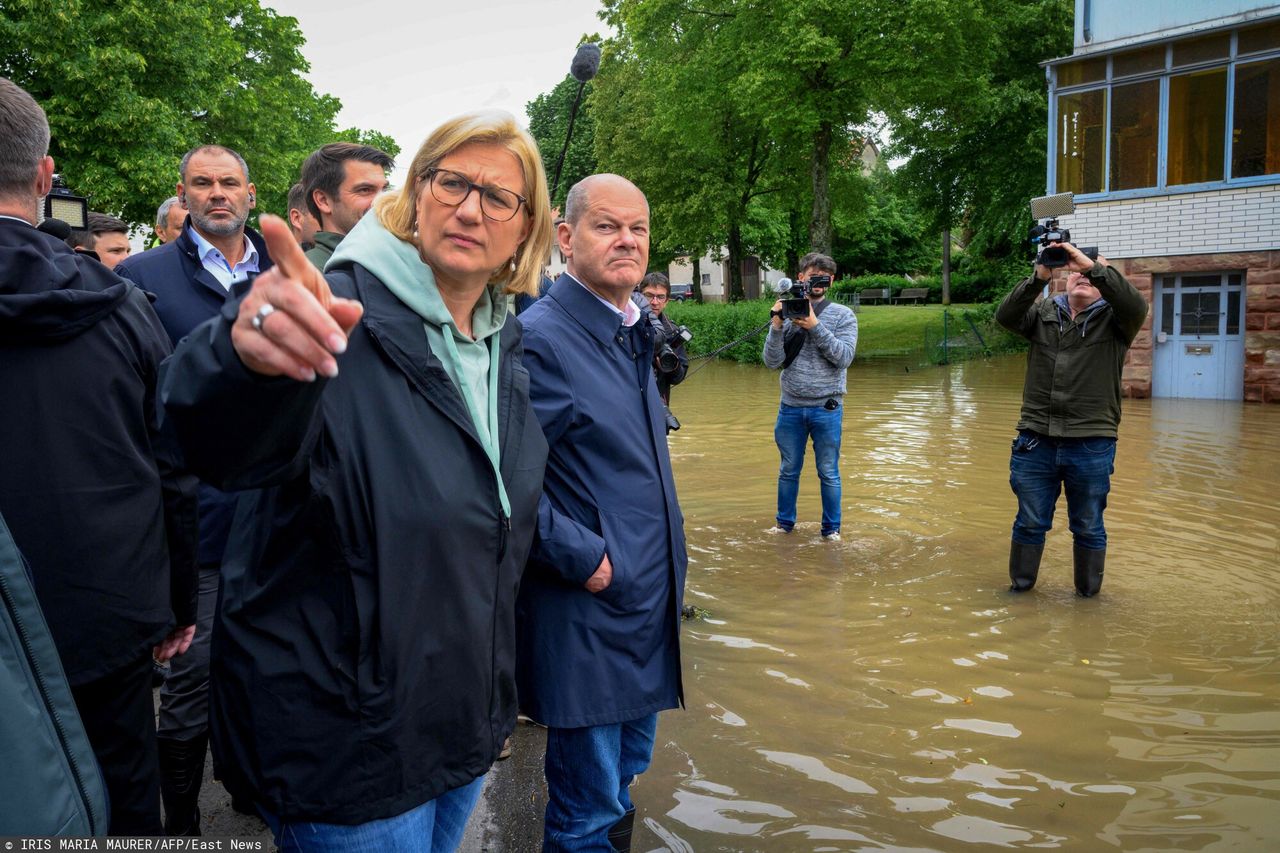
643, 359, 1280, 850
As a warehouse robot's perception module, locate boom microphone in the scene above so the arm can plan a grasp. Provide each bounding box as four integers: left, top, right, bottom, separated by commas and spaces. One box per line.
570, 43, 601, 83
37, 218, 73, 240
552, 43, 602, 199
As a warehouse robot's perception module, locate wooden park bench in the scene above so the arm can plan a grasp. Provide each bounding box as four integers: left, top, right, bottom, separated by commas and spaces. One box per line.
858, 287, 891, 305
892, 287, 929, 304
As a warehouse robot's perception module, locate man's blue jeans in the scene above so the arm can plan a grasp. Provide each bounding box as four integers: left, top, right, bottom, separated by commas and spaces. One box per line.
775, 402, 843, 535
544, 714, 658, 852
1009, 431, 1116, 550
259, 775, 484, 852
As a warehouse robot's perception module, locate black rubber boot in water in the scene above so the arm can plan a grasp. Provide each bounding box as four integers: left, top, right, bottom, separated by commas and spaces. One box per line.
608, 806, 636, 853
1074, 545, 1106, 597
157, 734, 206, 836
1008, 541, 1044, 592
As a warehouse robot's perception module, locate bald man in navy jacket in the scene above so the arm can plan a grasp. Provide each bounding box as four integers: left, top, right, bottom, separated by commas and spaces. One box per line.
517, 174, 686, 853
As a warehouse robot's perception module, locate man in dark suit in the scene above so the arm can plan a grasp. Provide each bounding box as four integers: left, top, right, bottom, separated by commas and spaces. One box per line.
518, 174, 686, 853
116, 144, 272, 836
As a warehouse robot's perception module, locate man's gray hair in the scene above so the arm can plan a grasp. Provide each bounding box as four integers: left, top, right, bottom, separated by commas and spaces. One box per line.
179, 145, 250, 182
799, 251, 837, 276
0, 78, 51, 198
563, 180, 590, 226
155, 195, 182, 229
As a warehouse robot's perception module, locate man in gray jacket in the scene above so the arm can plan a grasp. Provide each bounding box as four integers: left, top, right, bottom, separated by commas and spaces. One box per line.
763, 251, 858, 541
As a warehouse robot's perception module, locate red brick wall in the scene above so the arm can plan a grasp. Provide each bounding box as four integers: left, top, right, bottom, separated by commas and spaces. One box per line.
1113, 252, 1280, 403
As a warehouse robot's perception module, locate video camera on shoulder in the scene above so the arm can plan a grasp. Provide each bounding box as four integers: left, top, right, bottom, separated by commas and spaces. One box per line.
772, 274, 831, 319
1028, 192, 1097, 269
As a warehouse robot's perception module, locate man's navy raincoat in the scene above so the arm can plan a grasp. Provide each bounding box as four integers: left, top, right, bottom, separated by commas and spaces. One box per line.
517, 274, 686, 728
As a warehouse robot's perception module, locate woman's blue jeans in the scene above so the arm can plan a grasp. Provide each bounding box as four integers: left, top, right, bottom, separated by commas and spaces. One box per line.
774, 402, 843, 535
259, 775, 484, 853
543, 714, 658, 852
1009, 431, 1116, 550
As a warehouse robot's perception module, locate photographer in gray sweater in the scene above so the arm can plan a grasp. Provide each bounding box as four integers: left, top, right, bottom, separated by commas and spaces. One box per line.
762, 252, 858, 541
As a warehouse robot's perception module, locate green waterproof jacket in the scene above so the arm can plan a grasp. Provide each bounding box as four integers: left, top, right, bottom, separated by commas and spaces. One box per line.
0, 511, 108, 835
996, 263, 1148, 438
304, 230, 343, 271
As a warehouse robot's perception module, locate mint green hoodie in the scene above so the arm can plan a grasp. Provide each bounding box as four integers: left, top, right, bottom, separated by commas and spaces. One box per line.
328, 214, 511, 516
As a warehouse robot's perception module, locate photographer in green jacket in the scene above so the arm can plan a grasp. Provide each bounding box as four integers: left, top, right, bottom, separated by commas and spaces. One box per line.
996, 243, 1148, 597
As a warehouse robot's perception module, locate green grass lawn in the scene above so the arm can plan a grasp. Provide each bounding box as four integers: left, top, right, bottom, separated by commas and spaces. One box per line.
666, 300, 1006, 364
856, 303, 982, 357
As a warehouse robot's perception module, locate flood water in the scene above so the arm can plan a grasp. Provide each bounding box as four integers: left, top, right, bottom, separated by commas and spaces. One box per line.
640, 356, 1280, 851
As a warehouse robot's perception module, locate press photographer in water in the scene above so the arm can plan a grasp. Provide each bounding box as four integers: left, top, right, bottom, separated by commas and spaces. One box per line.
639, 272, 690, 408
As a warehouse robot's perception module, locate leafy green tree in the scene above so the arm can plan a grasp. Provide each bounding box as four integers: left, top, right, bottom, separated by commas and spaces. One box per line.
832, 165, 934, 276
595, 0, 803, 300
1, 0, 398, 230
874, 0, 1073, 281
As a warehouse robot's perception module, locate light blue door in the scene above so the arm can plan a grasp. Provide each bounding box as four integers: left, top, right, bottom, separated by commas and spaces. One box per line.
1152, 273, 1244, 400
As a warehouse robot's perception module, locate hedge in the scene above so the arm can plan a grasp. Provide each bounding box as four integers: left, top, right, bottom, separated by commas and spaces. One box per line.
664, 300, 772, 365
829, 273, 1008, 304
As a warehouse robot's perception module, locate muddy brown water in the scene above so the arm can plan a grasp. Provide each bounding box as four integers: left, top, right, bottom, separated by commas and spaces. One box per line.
640, 356, 1280, 851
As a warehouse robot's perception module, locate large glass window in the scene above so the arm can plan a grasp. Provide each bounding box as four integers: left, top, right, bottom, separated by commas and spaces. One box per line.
1057, 89, 1107, 195
1110, 80, 1159, 190
1168, 68, 1226, 185
1233, 59, 1280, 178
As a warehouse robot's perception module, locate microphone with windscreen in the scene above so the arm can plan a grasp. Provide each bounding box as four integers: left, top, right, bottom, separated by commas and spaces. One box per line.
570, 43, 601, 83
551, 43, 602, 200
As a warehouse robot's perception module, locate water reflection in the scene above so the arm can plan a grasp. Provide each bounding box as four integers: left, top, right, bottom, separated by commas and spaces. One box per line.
643, 357, 1280, 850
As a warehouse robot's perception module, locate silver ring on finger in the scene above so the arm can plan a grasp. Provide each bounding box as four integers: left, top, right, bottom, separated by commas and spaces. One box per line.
251, 302, 276, 333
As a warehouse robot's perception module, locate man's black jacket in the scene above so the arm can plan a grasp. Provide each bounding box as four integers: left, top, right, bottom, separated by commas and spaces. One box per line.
0, 217, 198, 684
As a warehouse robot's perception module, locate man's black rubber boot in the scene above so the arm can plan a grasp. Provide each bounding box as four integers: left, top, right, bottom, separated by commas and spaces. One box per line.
608, 806, 636, 853
1074, 545, 1106, 597
1008, 541, 1044, 592
157, 734, 206, 836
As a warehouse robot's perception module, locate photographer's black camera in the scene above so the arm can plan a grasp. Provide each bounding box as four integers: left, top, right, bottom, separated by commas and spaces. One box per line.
1028, 192, 1098, 269
775, 274, 831, 319
629, 290, 693, 375
654, 323, 692, 374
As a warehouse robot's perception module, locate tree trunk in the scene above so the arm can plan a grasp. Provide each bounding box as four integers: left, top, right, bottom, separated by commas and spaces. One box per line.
727, 224, 745, 302
808, 121, 834, 255
786, 209, 802, 277
691, 256, 703, 303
